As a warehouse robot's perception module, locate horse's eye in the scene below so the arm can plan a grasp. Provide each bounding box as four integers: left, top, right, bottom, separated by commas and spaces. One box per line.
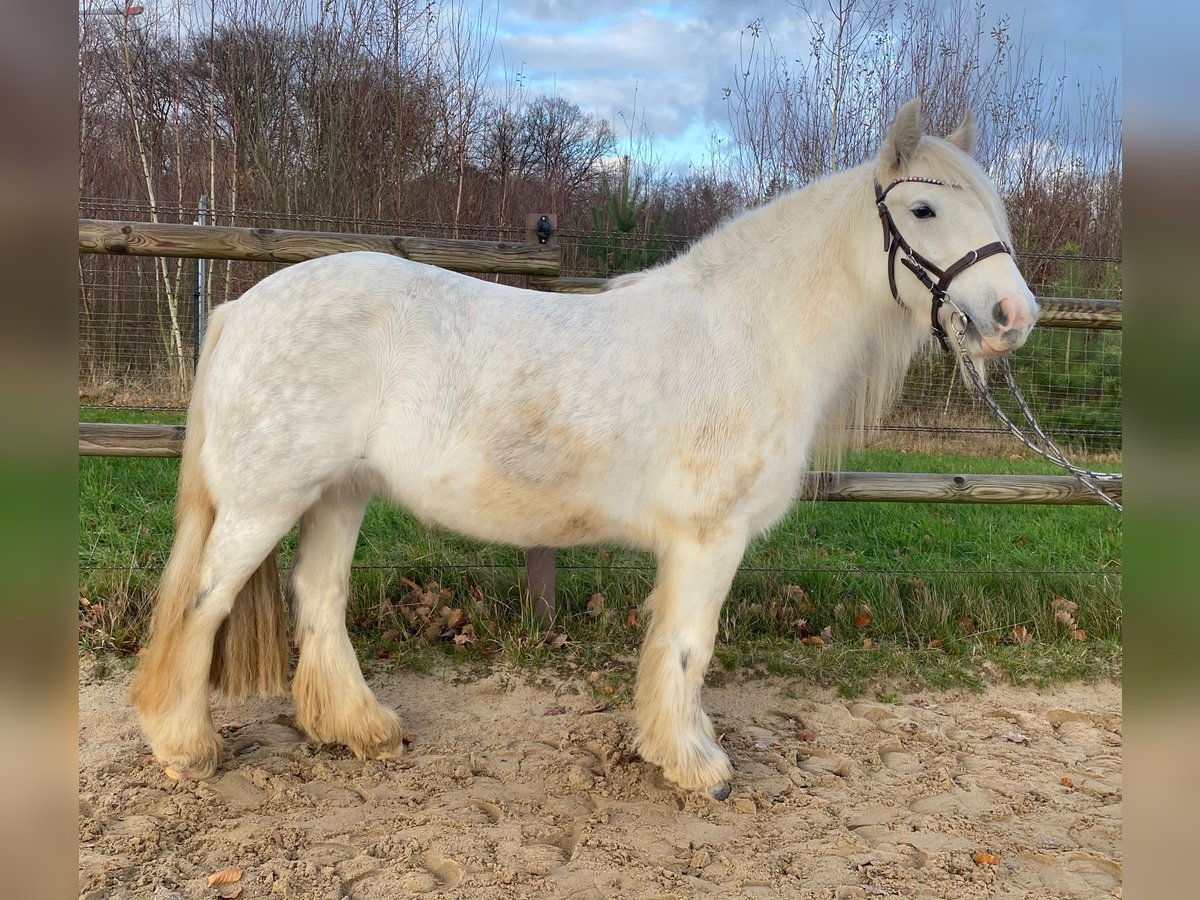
913, 205, 935, 219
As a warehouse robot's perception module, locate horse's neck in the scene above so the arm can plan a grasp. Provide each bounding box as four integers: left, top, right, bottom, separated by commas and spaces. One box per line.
689, 166, 896, 373
673, 166, 921, 452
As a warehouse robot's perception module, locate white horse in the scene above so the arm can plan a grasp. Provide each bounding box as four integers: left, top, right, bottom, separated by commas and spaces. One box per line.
131, 99, 1037, 799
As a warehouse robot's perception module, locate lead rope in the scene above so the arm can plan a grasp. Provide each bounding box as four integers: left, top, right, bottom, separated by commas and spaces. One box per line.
952, 332, 1122, 510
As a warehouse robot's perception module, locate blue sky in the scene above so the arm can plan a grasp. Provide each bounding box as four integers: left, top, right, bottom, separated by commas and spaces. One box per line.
490, 0, 1122, 169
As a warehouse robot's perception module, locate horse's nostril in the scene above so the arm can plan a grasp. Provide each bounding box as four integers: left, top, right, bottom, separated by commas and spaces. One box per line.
993, 300, 1009, 328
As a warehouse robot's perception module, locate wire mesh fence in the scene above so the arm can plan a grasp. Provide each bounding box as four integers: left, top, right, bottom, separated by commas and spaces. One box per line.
79, 198, 1122, 454
78, 200, 1121, 634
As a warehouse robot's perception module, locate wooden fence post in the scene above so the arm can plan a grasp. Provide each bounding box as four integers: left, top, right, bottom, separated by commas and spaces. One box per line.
523, 213, 559, 630
524, 547, 557, 631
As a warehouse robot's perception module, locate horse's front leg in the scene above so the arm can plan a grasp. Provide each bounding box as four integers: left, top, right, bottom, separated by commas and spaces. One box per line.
634, 531, 746, 799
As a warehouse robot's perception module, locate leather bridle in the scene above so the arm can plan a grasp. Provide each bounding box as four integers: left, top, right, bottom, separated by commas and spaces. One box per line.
874, 177, 1120, 510
874, 176, 1013, 352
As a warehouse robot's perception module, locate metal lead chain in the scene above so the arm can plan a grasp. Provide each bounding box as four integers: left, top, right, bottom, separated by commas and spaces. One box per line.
955, 347, 1122, 511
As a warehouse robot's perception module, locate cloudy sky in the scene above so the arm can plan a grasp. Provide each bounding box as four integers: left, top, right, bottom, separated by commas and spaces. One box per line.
488, 0, 1121, 169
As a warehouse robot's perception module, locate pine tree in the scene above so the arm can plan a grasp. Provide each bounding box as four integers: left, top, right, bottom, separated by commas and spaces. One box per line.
588, 156, 665, 277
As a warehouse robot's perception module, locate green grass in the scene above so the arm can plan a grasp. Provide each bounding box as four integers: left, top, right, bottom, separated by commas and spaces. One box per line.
79, 409, 1122, 689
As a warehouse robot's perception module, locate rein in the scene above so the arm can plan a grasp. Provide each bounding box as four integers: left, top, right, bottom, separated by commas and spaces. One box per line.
873, 176, 1122, 511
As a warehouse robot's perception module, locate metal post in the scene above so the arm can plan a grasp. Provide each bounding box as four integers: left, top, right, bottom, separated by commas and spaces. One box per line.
196, 196, 208, 366
192, 220, 201, 372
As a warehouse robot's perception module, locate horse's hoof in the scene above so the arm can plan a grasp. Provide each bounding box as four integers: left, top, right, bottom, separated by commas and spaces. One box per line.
708, 781, 732, 801
368, 743, 406, 762
163, 763, 215, 781
155, 739, 221, 781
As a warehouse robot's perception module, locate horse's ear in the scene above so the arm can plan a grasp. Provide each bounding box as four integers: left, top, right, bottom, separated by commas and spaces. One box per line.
878, 98, 924, 177
946, 109, 975, 154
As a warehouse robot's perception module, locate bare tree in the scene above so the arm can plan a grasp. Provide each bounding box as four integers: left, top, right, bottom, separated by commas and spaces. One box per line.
517, 96, 616, 216
76, 0, 1119, 391
720, 0, 1121, 281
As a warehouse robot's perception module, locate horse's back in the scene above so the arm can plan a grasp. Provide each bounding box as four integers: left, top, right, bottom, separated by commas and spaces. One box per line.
196, 254, 643, 533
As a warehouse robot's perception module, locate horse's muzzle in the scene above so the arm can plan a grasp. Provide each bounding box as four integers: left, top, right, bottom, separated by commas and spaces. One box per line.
979, 292, 1038, 355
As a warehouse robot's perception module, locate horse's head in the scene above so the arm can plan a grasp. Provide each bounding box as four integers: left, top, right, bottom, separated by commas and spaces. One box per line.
874, 98, 1038, 364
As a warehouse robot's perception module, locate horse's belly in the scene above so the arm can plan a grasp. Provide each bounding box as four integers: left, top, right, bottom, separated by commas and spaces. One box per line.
393, 469, 632, 548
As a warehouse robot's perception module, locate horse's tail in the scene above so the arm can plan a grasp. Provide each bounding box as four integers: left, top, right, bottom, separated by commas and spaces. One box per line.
130, 307, 288, 717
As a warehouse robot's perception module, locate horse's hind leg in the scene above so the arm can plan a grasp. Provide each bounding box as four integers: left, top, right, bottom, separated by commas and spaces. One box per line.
144, 505, 300, 779
634, 532, 747, 799
291, 485, 404, 760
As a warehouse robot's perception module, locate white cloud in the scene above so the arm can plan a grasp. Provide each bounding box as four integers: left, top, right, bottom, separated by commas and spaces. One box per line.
487, 0, 1120, 169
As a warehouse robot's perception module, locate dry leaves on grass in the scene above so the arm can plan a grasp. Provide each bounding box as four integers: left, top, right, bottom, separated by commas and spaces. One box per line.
1048, 598, 1089, 640
784, 584, 812, 613
1051, 596, 1079, 628
799, 624, 836, 647
393, 579, 478, 647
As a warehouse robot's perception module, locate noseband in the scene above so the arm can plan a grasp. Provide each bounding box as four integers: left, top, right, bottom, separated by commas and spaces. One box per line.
874, 177, 1013, 351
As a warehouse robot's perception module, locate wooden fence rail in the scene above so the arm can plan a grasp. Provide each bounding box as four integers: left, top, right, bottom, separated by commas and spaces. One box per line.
77, 423, 1121, 506
80, 219, 560, 276
530, 277, 1122, 330
78, 220, 1123, 330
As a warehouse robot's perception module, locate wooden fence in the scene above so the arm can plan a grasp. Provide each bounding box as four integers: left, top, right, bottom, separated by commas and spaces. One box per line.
78, 218, 1123, 624
79, 219, 560, 275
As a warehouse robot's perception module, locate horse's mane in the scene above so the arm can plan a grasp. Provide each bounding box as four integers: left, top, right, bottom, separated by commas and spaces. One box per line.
604, 135, 1010, 470
820, 137, 1012, 466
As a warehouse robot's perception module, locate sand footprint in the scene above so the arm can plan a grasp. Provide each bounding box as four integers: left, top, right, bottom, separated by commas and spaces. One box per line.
1012, 849, 1121, 896
435, 795, 502, 825
848, 702, 902, 732
513, 827, 579, 876
877, 739, 923, 774
908, 782, 993, 815
1046, 708, 1095, 727
420, 854, 460, 897
226, 721, 304, 753
519, 815, 586, 873
953, 750, 985, 772
1066, 851, 1122, 890
798, 747, 855, 777
469, 797, 503, 823
361, 849, 464, 895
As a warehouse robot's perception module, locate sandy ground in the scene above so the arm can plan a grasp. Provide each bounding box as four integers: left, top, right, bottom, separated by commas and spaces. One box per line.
79, 662, 1121, 899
